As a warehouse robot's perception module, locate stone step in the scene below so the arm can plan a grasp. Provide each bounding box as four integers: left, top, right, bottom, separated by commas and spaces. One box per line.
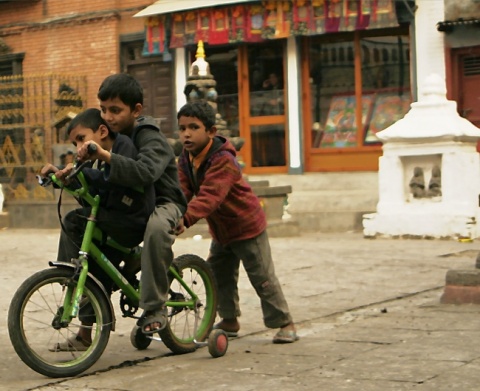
249, 172, 378, 191
249, 173, 379, 232
287, 189, 377, 212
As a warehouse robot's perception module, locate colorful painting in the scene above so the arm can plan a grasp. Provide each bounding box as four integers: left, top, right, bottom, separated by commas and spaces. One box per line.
320, 94, 375, 148
364, 93, 411, 143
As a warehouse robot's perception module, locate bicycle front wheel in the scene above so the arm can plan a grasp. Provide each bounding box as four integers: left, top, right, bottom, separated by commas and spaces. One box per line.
160, 254, 217, 354
8, 267, 112, 378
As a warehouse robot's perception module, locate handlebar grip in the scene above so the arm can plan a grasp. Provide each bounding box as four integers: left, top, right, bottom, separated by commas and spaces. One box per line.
87, 144, 97, 154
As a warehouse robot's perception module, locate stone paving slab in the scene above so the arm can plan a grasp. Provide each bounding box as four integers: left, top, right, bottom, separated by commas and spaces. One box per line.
1, 229, 480, 390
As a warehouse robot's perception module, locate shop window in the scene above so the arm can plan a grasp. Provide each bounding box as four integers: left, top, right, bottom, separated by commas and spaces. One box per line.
309, 31, 411, 150
247, 41, 286, 168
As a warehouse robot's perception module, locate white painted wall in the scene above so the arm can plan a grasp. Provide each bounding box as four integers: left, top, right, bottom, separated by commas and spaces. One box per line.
414, 0, 446, 99
174, 47, 188, 113
286, 37, 302, 172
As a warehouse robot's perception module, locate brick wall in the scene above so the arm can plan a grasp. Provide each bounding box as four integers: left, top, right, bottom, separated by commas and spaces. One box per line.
0, 0, 150, 106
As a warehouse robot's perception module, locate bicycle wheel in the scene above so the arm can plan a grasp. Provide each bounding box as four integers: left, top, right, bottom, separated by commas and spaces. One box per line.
8, 267, 112, 378
160, 254, 217, 354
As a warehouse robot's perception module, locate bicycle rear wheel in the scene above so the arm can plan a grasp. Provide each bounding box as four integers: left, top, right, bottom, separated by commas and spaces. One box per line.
8, 267, 112, 378
160, 254, 217, 354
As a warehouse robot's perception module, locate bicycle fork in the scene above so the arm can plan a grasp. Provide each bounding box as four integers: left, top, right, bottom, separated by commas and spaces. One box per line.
56, 255, 90, 327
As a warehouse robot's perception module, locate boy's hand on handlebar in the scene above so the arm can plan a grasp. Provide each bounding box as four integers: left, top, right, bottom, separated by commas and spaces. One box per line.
55, 163, 74, 184
40, 163, 59, 178
77, 141, 99, 162
77, 141, 110, 163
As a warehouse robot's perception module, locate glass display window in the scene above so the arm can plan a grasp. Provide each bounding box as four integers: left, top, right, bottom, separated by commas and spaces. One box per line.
308, 29, 411, 150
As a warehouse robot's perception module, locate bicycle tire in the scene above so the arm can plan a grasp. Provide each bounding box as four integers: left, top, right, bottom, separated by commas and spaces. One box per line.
160, 254, 217, 354
8, 267, 112, 378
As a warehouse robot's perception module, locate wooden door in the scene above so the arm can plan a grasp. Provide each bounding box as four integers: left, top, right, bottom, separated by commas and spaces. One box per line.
452, 46, 480, 128
128, 61, 175, 137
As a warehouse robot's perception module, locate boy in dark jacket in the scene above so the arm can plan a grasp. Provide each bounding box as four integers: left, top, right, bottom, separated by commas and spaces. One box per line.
176, 101, 298, 344
42, 108, 155, 350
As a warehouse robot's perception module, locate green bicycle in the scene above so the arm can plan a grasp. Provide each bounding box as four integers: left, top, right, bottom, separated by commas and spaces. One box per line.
7, 159, 228, 378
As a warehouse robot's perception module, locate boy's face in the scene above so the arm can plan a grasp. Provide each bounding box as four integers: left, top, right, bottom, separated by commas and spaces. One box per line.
178, 116, 216, 156
99, 97, 142, 136
69, 125, 108, 152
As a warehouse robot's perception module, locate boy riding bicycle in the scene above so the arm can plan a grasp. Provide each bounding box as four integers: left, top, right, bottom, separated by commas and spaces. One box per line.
41, 108, 155, 350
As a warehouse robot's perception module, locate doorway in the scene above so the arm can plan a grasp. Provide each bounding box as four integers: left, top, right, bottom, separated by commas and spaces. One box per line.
199, 41, 288, 174
122, 40, 176, 137
453, 47, 480, 128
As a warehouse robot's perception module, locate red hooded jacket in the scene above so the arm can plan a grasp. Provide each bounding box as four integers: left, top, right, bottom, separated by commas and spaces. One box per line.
178, 136, 267, 245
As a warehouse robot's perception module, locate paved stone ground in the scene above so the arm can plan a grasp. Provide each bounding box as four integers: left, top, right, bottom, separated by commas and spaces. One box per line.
2, 229, 480, 390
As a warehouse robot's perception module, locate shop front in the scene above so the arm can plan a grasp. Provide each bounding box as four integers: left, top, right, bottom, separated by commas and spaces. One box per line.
136, 0, 412, 174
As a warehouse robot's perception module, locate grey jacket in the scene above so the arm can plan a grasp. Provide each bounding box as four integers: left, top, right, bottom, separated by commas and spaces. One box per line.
107, 116, 187, 215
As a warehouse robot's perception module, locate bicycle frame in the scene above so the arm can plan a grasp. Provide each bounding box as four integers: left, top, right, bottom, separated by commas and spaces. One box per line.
49, 169, 201, 325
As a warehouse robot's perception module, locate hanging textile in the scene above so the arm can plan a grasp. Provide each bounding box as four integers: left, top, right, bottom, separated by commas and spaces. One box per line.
142, 15, 166, 56
196, 9, 211, 43
245, 3, 265, 42
170, 13, 186, 48
209, 8, 230, 45
262, 1, 291, 39
230, 5, 248, 42
292, 0, 314, 35
183, 11, 198, 46
142, 0, 400, 52
368, 0, 399, 29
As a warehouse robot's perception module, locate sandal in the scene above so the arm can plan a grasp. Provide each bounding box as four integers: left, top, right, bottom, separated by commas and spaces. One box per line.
138, 308, 168, 335
272, 329, 299, 344
213, 319, 240, 338
49, 336, 91, 352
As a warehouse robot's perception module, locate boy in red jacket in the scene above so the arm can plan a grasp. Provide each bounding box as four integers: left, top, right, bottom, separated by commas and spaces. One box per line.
176, 101, 298, 343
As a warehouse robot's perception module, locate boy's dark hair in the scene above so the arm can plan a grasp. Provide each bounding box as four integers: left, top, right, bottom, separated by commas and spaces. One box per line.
177, 101, 216, 130
67, 108, 115, 139
97, 73, 143, 110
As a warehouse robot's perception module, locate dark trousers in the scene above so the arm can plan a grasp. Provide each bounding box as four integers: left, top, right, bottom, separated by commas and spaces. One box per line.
207, 230, 292, 329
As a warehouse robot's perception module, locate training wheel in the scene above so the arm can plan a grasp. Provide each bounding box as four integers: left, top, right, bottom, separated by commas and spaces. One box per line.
130, 325, 152, 350
208, 329, 228, 358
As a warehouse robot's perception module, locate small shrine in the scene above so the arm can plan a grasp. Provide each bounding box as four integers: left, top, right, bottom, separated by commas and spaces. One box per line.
363, 73, 480, 239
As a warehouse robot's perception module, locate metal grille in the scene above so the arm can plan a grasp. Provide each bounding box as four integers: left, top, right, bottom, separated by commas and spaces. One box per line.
0, 74, 87, 200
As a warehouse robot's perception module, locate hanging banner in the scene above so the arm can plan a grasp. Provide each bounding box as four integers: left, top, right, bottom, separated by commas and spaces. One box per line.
142, 0, 400, 52
196, 9, 211, 43
170, 13, 185, 48
341, 0, 359, 31
184, 11, 197, 46
262, 1, 291, 39
311, 0, 327, 34
209, 8, 230, 45
292, 0, 314, 36
356, 0, 372, 30
230, 5, 247, 42
142, 16, 166, 56
370, 0, 398, 29
325, 0, 342, 32
245, 4, 265, 42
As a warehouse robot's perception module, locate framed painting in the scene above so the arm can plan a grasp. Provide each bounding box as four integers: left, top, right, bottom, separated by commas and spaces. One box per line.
320, 94, 375, 148
364, 93, 411, 144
